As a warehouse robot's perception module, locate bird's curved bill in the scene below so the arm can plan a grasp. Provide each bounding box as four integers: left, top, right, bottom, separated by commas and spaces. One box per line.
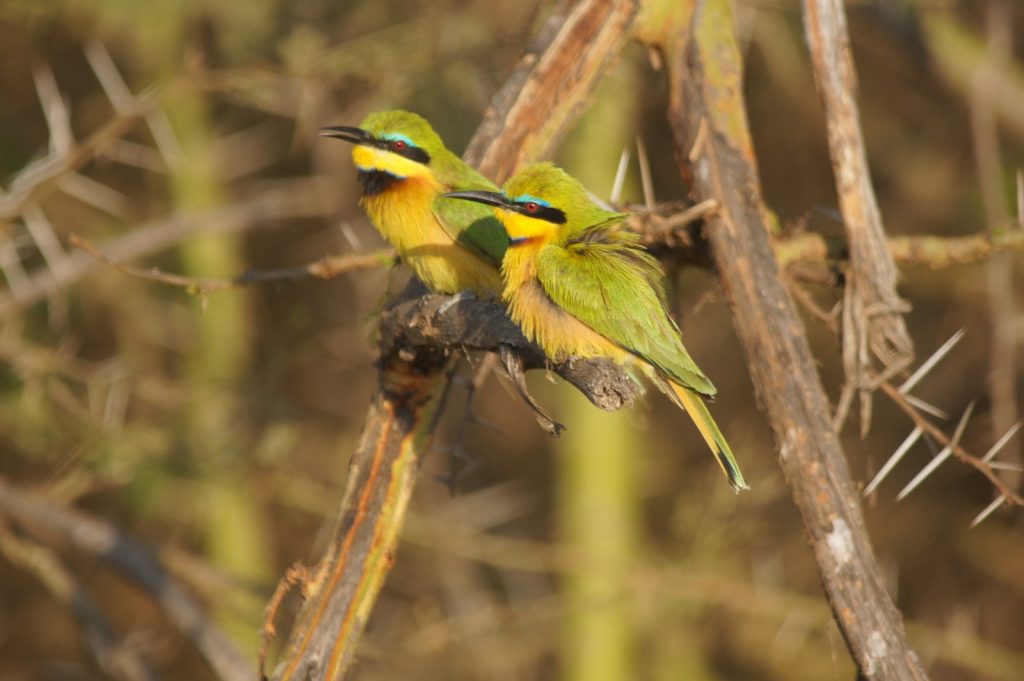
319, 126, 372, 145
443, 190, 509, 208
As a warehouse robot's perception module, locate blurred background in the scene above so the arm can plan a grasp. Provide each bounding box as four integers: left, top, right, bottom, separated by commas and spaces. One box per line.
0, 0, 1022, 679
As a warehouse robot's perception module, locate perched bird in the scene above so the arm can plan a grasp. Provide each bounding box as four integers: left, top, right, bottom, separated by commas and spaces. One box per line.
319, 110, 507, 296
444, 163, 748, 492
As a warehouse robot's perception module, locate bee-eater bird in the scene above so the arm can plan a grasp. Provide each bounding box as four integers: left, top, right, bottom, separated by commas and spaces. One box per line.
444, 163, 748, 492
320, 110, 508, 296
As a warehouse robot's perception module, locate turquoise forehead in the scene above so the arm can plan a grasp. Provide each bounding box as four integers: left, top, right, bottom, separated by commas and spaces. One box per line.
511, 194, 551, 207
379, 132, 415, 146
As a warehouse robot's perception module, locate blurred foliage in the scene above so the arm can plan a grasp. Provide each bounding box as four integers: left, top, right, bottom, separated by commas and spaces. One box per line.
0, 1, 1023, 680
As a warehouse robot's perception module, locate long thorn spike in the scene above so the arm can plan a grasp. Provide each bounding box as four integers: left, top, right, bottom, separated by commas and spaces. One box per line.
980, 421, 1022, 464
970, 495, 1006, 528
610, 147, 630, 205
899, 329, 965, 394
904, 395, 948, 420
896, 402, 975, 501
864, 427, 923, 497
989, 462, 1024, 472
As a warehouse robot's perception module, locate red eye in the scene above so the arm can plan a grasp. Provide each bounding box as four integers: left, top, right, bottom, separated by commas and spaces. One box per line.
524, 201, 539, 213
391, 139, 407, 151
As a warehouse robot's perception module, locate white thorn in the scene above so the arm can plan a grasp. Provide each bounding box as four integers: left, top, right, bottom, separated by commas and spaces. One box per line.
980, 421, 1022, 464
899, 329, 965, 394
84, 41, 135, 113
610, 147, 630, 205
864, 427, 922, 497
32, 63, 73, 157
636, 135, 654, 210
897, 401, 975, 501
23, 203, 72, 283
970, 495, 1006, 528
988, 462, 1024, 472
904, 395, 948, 420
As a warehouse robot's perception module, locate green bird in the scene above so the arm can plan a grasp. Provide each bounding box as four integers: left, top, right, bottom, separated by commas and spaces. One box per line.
444, 162, 748, 492
320, 110, 508, 296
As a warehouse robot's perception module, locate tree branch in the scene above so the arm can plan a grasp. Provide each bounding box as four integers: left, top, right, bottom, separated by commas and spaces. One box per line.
802, 0, 915, 434
656, 0, 929, 678
0, 177, 341, 318
0, 526, 155, 681
379, 290, 639, 414
267, 2, 640, 679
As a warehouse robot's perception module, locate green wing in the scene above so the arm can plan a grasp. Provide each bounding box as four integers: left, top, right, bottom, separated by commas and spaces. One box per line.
431, 152, 509, 265
536, 229, 717, 398
433, 192, 508, 266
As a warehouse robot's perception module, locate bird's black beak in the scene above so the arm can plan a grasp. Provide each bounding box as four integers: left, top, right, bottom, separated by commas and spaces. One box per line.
319, 125, 373, 145
442, 190, 510, 209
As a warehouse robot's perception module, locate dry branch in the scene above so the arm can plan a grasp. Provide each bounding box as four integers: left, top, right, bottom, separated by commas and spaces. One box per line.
802, 0, 914, 434
0, 526, 155, 681
380, 290, 639, 414
880, 382, 1024, 509
0, 475, 253, 681
0, 177, 340, 317
465, 0, 638, 180
268, 2, 640, 679
656, 1, 928, 678
69, 233, 395, 296
0, 90, 160, 224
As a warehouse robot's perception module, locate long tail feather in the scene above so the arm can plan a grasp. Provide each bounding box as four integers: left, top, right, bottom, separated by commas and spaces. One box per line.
669, 382, 749, 492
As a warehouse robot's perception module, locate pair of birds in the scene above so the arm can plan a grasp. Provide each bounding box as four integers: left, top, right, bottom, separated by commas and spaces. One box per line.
322, 110, 748, 493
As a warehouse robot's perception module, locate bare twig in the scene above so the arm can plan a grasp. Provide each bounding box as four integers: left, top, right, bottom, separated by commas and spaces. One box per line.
0, 526, 155, 681
803, 0, 914, 436
0, 475, 254, 681
0, 177, 341, 317
69, 233, 395, 295
773, 229, 1024, 270
0, 90, 161, 223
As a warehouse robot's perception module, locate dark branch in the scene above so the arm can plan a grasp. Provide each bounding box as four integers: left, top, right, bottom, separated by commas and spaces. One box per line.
379, 289, 639, 414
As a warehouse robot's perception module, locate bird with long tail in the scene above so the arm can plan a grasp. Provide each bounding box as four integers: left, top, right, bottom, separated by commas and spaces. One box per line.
444, 162, 748, 492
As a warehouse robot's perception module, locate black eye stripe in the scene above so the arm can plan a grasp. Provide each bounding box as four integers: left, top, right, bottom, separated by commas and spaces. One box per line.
373, 138, 430, 164
515, 203, 566, 224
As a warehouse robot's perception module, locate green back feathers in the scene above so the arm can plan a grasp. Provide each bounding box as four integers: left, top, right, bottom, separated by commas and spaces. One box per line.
508, 162, 716, 397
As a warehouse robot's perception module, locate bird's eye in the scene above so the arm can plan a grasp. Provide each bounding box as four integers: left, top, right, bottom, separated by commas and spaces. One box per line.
524, 201, 540, 213
390, 139, 407, 151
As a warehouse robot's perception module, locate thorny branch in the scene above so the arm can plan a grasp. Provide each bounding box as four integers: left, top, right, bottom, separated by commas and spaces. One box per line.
0, 177, 341, 317
802, 0, 915, 435
880, 382, 1024, 508
0, 90, 161, 224
657, 0, 929, 678
0, 475, 253, 681
0, 526, 155, 681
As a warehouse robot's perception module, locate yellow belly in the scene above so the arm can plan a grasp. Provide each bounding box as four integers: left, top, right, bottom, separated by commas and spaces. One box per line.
502, 245, 628, 363
361, 176, 502, 296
